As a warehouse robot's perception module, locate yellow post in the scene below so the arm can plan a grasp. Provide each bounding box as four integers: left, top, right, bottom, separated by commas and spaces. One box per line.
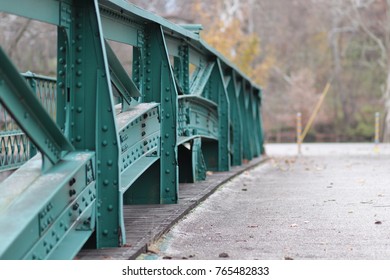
297, 112, 302, 154
374, 112, 380, 153
300, 82, 331, 142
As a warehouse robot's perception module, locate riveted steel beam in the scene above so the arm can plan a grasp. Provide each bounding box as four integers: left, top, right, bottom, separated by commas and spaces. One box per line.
0, 47, 74, 166
0, 151, 95, 259
0, 0, 264, 258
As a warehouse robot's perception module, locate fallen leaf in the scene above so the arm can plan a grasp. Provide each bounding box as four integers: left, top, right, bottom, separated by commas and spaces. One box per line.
163, 256, 172, 259
375, 221, 382, 225
356, 178, 366, 185
290, 224, 298, 228
206, 171, 213, 176
219, 252, 229, 258
304, 221, 310, 224
242, 188, 248, 191
284, 256, 294, 260
248, 225, 259, 228
360, 200, 373, 204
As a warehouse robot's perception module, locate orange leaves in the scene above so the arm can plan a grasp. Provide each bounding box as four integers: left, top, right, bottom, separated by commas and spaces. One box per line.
195, 2, 275, 87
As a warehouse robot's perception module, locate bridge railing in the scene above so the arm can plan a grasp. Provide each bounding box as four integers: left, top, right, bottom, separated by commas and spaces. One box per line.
0, 0, 264, 259
0, 73, 56, 171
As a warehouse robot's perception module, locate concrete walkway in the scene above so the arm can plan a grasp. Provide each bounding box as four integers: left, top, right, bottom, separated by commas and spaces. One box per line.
139, 143, 390, 260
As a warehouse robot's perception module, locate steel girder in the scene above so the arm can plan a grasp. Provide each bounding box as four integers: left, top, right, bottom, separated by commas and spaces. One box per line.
0, 0, 264, 259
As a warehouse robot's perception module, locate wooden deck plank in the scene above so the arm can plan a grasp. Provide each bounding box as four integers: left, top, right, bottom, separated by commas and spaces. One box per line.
76, 156, 266, 260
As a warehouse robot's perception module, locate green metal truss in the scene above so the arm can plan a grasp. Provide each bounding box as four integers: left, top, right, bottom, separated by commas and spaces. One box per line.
0, 0, 264, 259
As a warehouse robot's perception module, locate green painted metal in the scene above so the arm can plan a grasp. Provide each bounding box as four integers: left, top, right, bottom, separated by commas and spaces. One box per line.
0, 151, 95, 259
0, 0, 263, 259
0, 47, 73, 168
0, 72, 56, 171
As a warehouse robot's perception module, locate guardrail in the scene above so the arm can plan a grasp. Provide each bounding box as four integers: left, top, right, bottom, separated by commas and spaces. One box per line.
0, 73, 56, 171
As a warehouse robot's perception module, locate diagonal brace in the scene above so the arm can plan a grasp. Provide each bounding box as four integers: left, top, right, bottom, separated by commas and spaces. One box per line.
0, 47, 74, 165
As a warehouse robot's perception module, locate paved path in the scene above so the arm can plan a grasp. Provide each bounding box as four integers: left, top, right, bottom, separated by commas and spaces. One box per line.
139, 143, 390, 260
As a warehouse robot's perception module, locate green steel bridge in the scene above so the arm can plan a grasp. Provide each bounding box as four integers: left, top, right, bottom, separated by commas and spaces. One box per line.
0, 0, 263, 259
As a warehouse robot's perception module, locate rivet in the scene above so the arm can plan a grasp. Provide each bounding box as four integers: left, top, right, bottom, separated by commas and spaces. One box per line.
102, 140, 107, 146
77, 82, 82, 88
77, 107, 83, 113
107, 160, 113, 166
165, 97, 170, 102
59, 58, 65, 64
76, 136, 81, 142
76, 70, 82, 76
165, 151, 170, 156
77, 34, 83, 40
59, 46, 65, 52
77, 46, 82, 52
166, 87, 170, 91
58, 82, 64, 88
59, 70, 64, 76
107, 205, 113, 211
103, 230, 108, 235
166, 113, 170, 118
69, 178, 76, 186
73, 203, 79, 211
165, 133, 169, 138
165, 169, 170, 174
165, 188, 170, 192
76, 58, 82, 64
103, 179, 109, 186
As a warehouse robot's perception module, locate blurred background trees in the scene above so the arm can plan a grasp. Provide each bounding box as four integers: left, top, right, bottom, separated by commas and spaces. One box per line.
1, 0, 390, 142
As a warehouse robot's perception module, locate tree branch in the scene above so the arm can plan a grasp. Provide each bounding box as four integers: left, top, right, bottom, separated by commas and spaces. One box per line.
350, 0, 388, 69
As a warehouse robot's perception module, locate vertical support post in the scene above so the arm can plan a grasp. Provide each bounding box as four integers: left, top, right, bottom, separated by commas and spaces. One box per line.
227, 72, 243, 166
55, 1, 121, 248
297, 112, 302, 155
202, 59, 230, 171
143, 24, 178, 204
374, 112, 380, 153
254, 88, 264, 155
